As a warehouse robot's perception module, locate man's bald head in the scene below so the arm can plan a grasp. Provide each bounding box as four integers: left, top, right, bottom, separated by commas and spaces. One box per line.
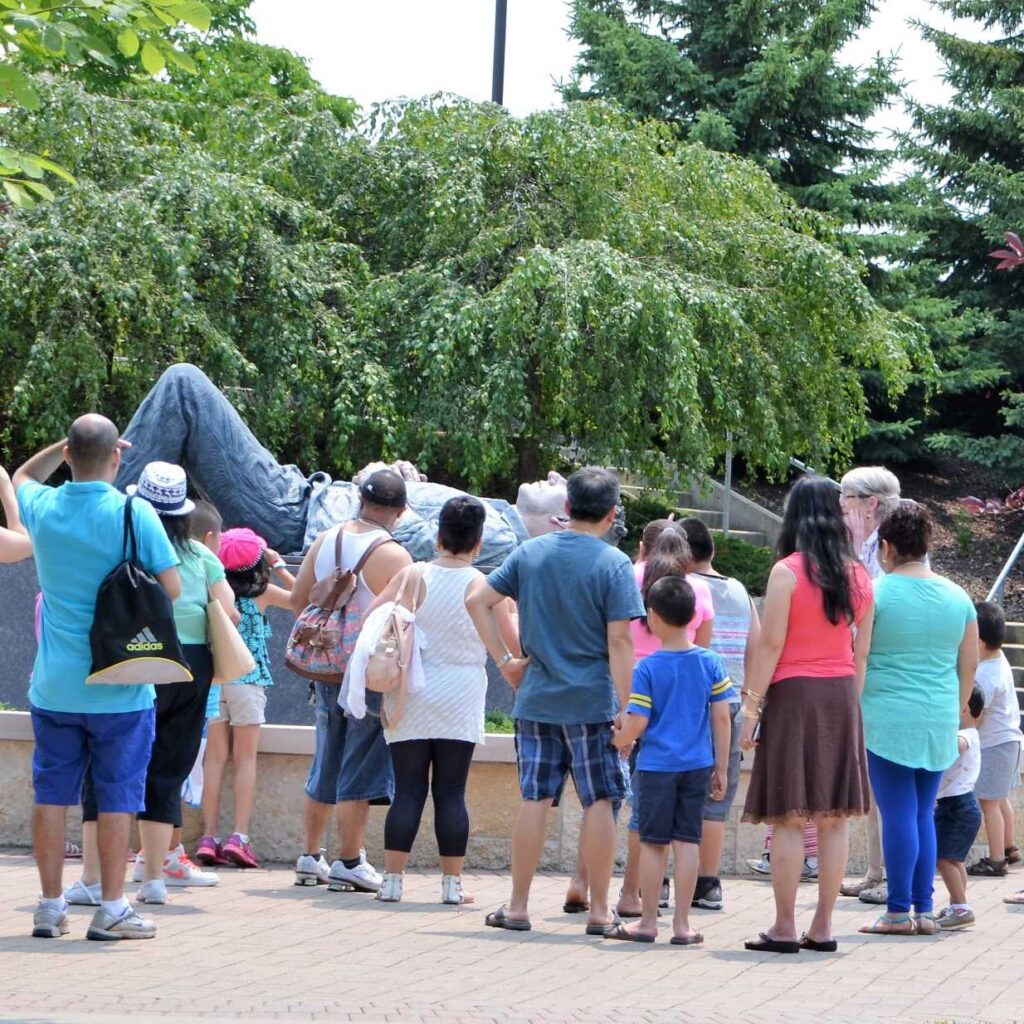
66, 414, 120, 480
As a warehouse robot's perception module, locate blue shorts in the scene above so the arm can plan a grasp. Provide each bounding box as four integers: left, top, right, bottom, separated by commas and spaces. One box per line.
935, 791, 982, 863
30, 704, 155, 813
305, 682, 393, 805
635, 767, 711, 845
514, 719, 627, 809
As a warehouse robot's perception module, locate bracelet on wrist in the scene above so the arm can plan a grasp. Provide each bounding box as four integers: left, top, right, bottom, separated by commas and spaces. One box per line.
272, 560, 287, 571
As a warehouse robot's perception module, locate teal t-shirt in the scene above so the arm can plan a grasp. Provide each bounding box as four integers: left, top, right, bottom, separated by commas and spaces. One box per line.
18, 480, 179, 714
862, 574, 977, 771
487, 531, 645, 725
173, 540, 226, 646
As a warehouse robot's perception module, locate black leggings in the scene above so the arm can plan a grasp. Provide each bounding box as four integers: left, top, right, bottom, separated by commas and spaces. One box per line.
384, 739, 476, 857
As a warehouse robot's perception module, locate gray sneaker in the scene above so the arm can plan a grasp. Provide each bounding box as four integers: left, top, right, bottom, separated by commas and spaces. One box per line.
32, 900, 70, 938
937, 905, 975, 930
858, 880, 889, 905
801, 859, 819, 882
746, 854, 771, 876
86, 905, 156, 941
63, 878, 101, 906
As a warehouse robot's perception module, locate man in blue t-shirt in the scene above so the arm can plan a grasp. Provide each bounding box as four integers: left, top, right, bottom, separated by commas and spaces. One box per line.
467, 467, 644, 935
15, 416, 180, 942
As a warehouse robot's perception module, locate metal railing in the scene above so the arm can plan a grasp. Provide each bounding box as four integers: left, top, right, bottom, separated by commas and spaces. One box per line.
987, 529, 1024, 605
789, 457, 841, 489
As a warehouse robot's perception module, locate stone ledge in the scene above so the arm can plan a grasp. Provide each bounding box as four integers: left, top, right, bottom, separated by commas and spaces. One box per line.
0, 710, 516, 763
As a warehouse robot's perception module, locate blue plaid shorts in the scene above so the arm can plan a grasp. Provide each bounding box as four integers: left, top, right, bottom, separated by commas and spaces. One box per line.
514, 719, 628, 809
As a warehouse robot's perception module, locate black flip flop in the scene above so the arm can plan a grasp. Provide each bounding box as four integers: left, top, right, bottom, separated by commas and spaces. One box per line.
485, 905, 531, 931
562, 901, 590, 914
604, 923, 655, 943
799, 934, 838, 952
670, 932, 704, 946
585, 914, 622, 936
744, 931, 800, 954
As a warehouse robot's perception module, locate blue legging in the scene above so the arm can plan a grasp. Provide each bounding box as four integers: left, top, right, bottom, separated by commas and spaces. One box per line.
867, 750, 944, 914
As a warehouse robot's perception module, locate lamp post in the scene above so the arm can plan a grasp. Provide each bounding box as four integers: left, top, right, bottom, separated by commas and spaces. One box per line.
491, 0, 508, 105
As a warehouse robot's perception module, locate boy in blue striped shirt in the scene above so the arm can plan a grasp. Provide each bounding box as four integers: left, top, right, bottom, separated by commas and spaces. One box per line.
609, 576, 731, 945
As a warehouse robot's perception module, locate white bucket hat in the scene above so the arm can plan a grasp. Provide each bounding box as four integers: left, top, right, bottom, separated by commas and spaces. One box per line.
127, 461, 195, 516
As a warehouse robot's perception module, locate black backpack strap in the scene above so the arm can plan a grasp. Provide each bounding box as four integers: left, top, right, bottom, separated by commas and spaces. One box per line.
123, 494, 139, 564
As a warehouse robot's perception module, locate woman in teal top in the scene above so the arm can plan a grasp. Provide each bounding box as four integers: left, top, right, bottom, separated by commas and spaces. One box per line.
859, 503, 978, 937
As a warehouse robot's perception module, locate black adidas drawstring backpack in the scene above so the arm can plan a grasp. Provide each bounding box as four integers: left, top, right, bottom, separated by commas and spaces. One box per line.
87, 496, 193, 685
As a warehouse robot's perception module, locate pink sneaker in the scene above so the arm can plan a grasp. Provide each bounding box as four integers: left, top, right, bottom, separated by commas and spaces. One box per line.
195, 835, 229, 867
222, 833, 259, 869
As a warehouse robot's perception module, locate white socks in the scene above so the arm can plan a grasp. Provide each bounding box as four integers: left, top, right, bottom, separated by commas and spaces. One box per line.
101, 897, 130, 917
39, 895, 66, 912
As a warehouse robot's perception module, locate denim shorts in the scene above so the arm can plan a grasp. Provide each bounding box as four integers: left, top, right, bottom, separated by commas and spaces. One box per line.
514, 719, 627, 809
30, 704, 155, 813
935, 791, 983, 863
305, 682, 393, 805
635, 767, 712, 845
703, 702, 742, 822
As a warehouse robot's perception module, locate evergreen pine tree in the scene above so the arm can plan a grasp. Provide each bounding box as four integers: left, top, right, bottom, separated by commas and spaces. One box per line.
900, 1, 1024, 479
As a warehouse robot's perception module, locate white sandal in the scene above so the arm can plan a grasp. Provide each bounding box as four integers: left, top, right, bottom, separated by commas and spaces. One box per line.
441, 874, 474, 905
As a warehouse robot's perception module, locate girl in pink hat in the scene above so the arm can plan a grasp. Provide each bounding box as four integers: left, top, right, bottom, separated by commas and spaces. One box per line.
196, 528, 295, 869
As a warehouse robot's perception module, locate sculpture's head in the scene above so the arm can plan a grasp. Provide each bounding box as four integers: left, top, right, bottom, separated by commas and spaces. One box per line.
515, 471, 569, 537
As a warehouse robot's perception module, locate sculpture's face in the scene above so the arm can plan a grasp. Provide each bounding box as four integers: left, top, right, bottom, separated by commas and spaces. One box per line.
515, 472, 569, 537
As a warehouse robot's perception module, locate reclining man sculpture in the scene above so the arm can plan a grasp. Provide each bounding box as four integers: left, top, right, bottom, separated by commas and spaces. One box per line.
115, 365, 617, 566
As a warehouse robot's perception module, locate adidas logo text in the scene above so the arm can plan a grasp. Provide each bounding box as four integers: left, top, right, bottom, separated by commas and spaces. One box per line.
126, 627, 164, 653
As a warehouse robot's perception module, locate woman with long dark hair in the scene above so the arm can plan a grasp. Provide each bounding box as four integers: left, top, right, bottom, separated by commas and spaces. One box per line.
739, 476, 873, 953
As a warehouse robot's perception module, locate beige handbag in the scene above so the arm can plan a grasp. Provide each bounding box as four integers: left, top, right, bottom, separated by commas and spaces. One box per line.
207, 586, 255, 685
365, 565, 423, 697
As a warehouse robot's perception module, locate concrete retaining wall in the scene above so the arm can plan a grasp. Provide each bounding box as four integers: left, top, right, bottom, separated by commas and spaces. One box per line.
4, 711, 1019, 875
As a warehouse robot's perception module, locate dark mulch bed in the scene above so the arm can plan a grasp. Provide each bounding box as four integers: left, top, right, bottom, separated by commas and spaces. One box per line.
737, 459, 1024, 621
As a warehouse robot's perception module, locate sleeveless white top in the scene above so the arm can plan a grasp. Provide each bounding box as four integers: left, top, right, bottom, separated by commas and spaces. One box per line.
384, 563, 487, 745
313, 525, 390, 616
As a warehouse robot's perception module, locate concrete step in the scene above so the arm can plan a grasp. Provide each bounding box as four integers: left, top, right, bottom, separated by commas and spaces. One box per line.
1006, 622, 1024, 645
619, 485, 768, 548
1005, 643, 1024, 669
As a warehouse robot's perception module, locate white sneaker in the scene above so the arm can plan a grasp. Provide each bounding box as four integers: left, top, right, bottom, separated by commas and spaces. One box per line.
87, 905, 156, 941
32, 900, 70, 938
441, 874, 468, 905
63, 879, 101, 906
137, 879, 167, 905
328, 856, 382, 893
746, 854, 771, 876
161, 844, 219, 887
378, 872, 403, 902
132, 852, 146, 884
295, 849, 330, 887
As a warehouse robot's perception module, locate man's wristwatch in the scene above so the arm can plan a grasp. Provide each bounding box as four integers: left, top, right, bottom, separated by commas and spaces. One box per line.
497, 651, 514, 667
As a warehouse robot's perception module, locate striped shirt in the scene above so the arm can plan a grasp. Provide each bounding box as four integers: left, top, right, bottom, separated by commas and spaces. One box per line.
692, 572, 754, 702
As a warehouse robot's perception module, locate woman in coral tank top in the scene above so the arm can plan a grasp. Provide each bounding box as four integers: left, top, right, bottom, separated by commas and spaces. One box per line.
738, 477, 873, 954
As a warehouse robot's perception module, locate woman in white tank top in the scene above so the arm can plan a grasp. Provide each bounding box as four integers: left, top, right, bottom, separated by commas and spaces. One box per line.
363, 497, 519, 906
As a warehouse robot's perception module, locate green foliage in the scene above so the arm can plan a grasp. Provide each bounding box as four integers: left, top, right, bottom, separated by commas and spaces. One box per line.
563, 1, 903, 226
621, 492, 772, 595
0, 0, 211, 204
0, 42, 920, 490
895, 2, 1024, 481
484, 710, 515, 734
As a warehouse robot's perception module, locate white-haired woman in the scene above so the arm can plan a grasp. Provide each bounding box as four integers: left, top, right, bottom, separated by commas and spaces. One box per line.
838, 465, 901, 903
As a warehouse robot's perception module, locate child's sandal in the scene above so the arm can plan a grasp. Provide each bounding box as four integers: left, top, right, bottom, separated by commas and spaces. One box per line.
858, 913, 915, 935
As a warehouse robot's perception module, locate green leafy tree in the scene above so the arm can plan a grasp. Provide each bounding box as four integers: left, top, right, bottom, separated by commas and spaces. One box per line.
562, 0, 902, 225
898, 0, 1024, 479
0, 32, 921, 491
0, 0, 211, 207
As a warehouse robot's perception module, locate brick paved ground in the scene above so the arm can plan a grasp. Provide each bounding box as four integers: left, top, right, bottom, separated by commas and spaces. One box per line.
2, 853, 1024, 1023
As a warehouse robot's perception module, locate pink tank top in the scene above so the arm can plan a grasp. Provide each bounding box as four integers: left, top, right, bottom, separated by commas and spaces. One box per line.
771, 552, 871, 683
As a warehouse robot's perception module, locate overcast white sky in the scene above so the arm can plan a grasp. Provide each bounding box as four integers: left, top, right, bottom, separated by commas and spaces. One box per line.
249, 0, 992, 143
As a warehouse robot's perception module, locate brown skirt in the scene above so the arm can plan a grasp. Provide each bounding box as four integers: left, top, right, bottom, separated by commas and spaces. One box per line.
742, 674, 870, 825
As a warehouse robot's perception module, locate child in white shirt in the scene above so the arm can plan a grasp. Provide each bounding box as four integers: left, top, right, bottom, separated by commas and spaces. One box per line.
935, 686, 984, 929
